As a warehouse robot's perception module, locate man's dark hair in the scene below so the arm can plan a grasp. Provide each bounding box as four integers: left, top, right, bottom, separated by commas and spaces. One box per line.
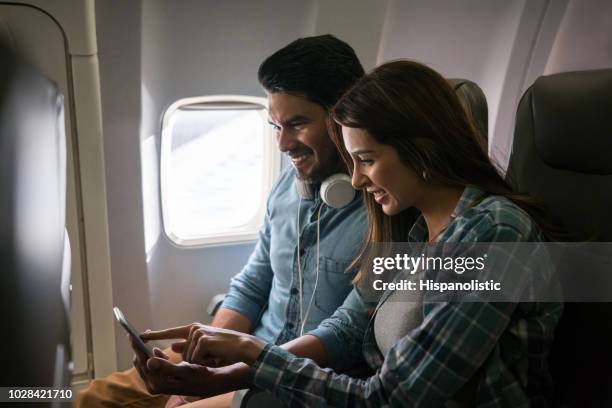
258, 34, 365, 109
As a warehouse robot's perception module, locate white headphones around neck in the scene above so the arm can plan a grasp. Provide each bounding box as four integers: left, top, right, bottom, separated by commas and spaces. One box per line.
295, 173, 355, 208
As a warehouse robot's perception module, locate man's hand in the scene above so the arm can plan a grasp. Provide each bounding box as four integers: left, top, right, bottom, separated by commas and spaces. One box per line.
129, 335, 243, 397
140, 323, 266, 367
130, 335, 211, 396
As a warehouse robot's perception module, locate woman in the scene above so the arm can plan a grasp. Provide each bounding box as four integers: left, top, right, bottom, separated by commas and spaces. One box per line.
141, 61, 562, 407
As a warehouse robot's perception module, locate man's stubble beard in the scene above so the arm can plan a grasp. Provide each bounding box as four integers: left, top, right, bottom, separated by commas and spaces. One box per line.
295, 149, 345, 183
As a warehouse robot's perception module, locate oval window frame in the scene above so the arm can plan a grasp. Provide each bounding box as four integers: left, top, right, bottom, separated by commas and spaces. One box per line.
160, 95, 280, 247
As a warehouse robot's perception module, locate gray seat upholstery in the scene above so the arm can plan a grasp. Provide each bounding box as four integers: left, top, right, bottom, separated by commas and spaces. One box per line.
506, 68, 612, 407
449, 78, 488, 144
233, 77, 489, 407
0, 41, 71, 389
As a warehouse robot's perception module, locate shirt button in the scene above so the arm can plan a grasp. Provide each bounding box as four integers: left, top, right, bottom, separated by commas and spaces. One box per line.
299, 248, 305, 256
286, 322, 294, 329
290, 287, 299, 295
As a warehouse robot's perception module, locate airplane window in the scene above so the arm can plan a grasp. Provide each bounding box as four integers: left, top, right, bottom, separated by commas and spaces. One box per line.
161, 96, 279, 246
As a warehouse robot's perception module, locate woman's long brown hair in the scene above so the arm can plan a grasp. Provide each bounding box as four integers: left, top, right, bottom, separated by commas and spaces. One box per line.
329, 60, 561, 284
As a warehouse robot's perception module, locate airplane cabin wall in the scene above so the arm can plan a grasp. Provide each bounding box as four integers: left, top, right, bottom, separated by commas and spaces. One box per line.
95, 0, 151, 372
94, 0, 612, 370
377, 0, 566, 171
544, 0, 612, 74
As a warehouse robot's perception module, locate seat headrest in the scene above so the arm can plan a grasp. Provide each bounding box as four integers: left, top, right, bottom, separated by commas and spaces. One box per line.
525, 69, 612, 175
448, 78, 488, 143
0, 18, 15, 51
507, 68, 612, 241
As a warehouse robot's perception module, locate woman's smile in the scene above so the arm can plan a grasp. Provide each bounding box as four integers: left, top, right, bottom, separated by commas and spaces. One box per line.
367, 188, 389, 204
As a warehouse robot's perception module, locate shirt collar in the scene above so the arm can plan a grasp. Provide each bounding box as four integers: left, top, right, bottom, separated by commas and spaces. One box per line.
407, 185, 486, 241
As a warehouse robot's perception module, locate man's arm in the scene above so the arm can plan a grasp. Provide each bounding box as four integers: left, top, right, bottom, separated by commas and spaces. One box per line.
279, 286, 373, 369
281, 335, 327, 366
211, 307, 252, 333
306, 288, 372, 370
219, 199, 274, 327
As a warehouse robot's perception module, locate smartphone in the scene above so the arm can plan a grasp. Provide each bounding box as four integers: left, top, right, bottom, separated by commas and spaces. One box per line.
113, 307, 153, 358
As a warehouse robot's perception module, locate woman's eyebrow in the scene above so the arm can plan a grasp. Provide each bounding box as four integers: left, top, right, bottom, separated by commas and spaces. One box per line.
351, 149, 374, 155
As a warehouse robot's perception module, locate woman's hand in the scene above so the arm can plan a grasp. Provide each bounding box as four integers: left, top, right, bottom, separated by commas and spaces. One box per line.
129, 336, 246, 397
140, 323, 266, 367
130, 337, 210, 397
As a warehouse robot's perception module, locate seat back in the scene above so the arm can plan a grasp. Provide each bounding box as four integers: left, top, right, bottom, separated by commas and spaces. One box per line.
449, 78, 489, 144
506, 68, 612, 407
0, 42, 71, 388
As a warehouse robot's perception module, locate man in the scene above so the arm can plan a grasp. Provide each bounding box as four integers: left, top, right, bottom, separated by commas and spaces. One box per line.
76, 34, 370, 407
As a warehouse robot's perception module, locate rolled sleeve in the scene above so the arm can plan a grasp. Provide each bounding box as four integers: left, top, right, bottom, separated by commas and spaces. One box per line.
307, 288, 372, 371
220, 289, 267, 325
220, 211, 274, 325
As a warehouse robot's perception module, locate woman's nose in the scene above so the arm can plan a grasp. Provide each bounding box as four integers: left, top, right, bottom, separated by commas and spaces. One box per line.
351, 168, 367, 189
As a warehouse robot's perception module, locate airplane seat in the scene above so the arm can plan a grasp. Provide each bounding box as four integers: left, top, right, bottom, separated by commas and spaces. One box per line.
505, 68, 612, 407
448, 78, 488, 145
232, 77, 490, 408
0, 41, 72, 390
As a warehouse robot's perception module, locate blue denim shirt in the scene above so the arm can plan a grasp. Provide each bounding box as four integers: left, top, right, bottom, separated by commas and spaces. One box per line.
221, 167, 370, 370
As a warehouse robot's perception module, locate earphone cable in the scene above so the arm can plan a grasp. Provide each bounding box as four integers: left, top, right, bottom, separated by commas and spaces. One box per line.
300, 202, 324, 336
296, 197, 304, 326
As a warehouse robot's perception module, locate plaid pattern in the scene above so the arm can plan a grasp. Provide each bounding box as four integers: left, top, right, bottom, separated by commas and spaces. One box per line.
249, 187, 563, 407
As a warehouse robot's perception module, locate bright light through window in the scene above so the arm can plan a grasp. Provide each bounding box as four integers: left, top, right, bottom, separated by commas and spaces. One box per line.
161, 96, 279, 246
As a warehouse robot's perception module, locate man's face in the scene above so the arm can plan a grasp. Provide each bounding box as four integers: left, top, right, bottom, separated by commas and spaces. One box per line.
267, 92, 341, 182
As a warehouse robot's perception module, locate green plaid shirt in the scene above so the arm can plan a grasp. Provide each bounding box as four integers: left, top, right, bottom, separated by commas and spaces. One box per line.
249, 187, 563, 407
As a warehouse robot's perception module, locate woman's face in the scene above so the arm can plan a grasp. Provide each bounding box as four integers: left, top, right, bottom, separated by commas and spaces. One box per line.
342, 126, 427, 215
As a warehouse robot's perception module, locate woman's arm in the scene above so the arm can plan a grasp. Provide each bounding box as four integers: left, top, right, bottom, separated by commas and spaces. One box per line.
246, 301, 519, 408
132, 301, 517, 405
245, 226, 561, 407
